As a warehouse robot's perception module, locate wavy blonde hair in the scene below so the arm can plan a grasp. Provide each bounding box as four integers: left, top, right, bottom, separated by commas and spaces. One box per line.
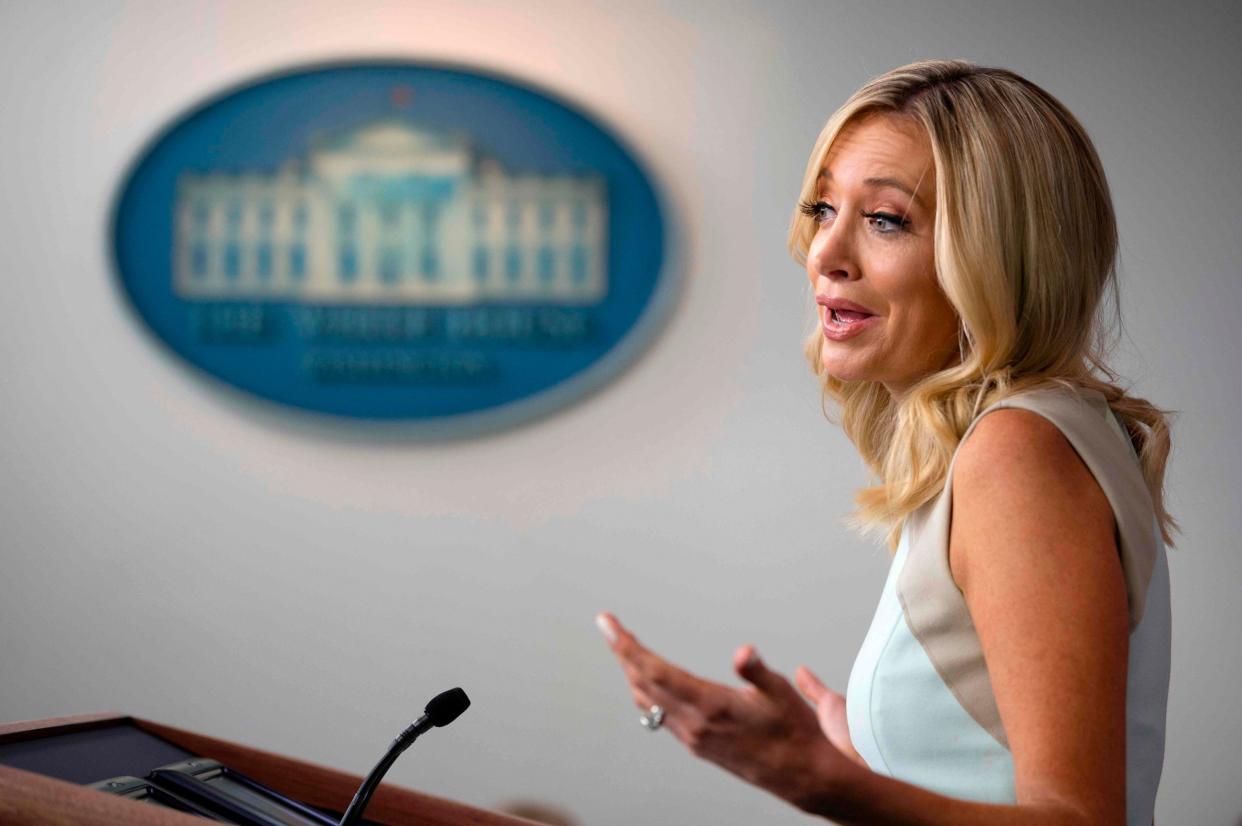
788, 59, 1180, 553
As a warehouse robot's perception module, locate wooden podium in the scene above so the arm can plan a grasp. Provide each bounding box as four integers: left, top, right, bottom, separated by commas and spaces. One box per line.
0, 713, 540, 826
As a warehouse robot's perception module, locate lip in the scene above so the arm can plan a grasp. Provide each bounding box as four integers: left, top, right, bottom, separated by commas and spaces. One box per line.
821, 311, 878, 341
815, 295, 880, 316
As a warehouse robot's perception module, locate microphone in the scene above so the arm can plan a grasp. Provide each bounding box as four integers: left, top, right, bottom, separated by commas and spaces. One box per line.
423, 688, 471, 728
338, 688, 470, 826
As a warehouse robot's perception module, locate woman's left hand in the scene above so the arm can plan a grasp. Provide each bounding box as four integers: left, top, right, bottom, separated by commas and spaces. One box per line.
595, 612, 854, 812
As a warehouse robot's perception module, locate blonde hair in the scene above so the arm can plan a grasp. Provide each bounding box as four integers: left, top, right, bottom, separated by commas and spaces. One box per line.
788, 59, 1180, 553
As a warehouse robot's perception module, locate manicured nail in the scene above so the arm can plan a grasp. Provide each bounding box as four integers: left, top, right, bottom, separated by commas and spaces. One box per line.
595, 614, 617, 643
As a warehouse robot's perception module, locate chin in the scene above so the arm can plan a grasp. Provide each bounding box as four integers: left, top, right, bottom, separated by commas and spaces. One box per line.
818, 351, 873, 384
819, 357, 869, 382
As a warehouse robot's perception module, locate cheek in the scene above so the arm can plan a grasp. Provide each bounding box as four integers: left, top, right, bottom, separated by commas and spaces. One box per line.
909, 290, 959, 352
888, 265, 953, 344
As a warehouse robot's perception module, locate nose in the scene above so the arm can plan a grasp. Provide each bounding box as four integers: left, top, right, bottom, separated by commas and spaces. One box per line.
805, 217, 858, 287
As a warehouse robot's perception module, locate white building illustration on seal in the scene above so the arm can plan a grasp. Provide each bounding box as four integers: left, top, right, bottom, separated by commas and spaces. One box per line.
173, 119, 608, 304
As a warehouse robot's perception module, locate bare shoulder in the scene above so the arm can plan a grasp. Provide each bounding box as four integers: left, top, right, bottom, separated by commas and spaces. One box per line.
954, 407, 1086, 479
948, 407, 1117, 593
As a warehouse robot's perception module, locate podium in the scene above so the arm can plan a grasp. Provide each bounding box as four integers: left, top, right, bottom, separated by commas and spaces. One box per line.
0, 713, 540, 825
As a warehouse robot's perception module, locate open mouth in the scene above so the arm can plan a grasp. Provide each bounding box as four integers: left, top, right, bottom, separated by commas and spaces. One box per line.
829, 308, 874, 323
823, 307, 878, 339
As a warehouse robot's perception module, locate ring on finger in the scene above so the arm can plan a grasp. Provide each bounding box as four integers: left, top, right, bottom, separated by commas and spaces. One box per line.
639, 704, 665, 731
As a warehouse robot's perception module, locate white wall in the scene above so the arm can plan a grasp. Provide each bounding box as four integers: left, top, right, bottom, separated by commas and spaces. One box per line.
2, 1, 1239, 824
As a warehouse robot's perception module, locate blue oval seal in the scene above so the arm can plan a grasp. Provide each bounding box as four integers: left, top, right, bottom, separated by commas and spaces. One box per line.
111, 61, 671, 432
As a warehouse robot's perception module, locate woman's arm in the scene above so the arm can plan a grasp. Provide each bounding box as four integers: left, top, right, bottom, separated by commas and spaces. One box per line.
598, 410, 1130, 826
939, 409, 1129, 823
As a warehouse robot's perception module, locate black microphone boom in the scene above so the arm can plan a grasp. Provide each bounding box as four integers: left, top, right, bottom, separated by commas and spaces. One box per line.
337, 687, 470, 826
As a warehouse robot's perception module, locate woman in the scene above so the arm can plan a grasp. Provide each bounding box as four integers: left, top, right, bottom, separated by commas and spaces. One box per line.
597, 59, 1177, 825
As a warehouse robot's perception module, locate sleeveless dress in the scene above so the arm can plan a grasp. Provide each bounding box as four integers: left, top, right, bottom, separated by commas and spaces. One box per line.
844, 385, 1171, 825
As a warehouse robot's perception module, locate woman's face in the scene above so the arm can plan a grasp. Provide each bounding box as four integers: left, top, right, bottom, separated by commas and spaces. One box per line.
804, 112, 960, 396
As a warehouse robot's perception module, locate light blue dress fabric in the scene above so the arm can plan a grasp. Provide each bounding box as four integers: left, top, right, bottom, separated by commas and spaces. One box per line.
845, 397, 1170, 824
845, 524, 1017, 803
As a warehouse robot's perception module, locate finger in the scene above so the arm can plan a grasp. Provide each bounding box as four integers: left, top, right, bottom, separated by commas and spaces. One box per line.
794, 665, 844, 724
597, 612, 650, 673
619, 658, 684, 712
794, 667, 863, 763
597, 613, 657, 664
626, 679, 660, 714
598, 613, 710, 705
626, 682, 699, 735
637, 653, 711, 707
733, 645, 799, 701
794, 665, 829, 702
595, 612, 624, 648
621, 666, 706, 746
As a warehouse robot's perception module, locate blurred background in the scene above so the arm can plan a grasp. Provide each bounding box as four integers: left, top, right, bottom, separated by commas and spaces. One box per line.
2, 1, 1240, 824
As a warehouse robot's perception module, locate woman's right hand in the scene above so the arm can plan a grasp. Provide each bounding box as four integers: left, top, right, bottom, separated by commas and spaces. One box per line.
794, 667, 867, 767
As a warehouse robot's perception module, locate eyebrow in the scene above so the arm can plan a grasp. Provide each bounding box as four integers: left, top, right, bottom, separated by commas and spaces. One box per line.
817, 170, 927, 209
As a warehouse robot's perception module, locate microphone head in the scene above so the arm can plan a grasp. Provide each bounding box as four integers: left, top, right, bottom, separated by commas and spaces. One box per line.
425, 687, 470, 727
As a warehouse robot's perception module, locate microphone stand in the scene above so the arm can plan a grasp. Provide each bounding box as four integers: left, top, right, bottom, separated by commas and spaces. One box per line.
338, 688, 469, 826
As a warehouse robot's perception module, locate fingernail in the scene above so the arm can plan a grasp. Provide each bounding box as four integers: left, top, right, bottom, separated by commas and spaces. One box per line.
745, 647, 760, 668
595, 614, 617, 643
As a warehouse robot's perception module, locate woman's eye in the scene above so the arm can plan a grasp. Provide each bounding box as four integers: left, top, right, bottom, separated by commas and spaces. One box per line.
798, 199, 834, 224
861, 210, 910, 234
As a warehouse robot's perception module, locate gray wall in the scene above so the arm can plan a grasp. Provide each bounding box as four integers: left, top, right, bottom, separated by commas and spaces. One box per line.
2, 1, 1239, 824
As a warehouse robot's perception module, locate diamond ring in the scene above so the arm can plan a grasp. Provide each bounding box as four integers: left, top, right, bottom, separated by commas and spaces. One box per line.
639, 704, 665, 731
